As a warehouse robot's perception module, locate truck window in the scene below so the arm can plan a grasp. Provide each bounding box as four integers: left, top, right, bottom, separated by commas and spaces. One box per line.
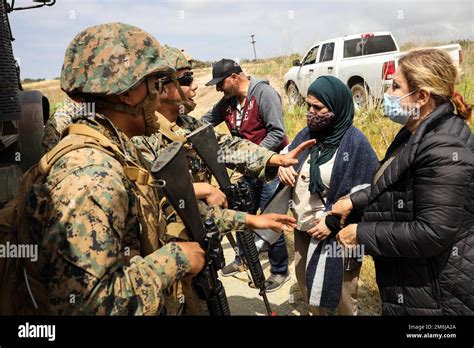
302, 46, 319, 65
343, 35, 397, 58
319, 42, 335, 62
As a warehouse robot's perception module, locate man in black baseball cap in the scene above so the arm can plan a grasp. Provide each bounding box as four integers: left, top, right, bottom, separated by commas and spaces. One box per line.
202, 58, 291, 293
205, 58, 243, 87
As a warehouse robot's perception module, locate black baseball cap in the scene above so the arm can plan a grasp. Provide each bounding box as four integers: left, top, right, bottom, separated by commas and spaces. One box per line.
205, 58, 243, 86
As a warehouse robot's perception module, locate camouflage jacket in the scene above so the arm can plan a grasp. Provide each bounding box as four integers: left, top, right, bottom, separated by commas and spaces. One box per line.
133, 113, 277, 181
28, 115, 191, 315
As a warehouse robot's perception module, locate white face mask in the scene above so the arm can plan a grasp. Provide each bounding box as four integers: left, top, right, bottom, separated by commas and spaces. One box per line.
383, 90, 418, 125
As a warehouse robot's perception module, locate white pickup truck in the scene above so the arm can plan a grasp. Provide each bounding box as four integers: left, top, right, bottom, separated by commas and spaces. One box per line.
284, 31, 462, 109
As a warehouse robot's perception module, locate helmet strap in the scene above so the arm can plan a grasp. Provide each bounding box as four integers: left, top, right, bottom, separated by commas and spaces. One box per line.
93, 76, 160, 136
162, 75, 196, 113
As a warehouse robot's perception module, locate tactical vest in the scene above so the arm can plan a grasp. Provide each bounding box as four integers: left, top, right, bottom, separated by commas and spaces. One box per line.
0, 124, 167, 315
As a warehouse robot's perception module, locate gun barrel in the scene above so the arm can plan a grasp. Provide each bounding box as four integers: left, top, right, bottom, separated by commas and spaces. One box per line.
150, 141, 230, 315
187, 124, 232, 190
151, 142, 206, 242
187, 126, 274, 315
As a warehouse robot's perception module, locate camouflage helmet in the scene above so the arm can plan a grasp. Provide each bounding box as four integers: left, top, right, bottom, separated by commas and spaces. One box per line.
60, 22, 174, 96
160, 45, 196, 113
163, 45, 192, 70
180, 49, 193, 65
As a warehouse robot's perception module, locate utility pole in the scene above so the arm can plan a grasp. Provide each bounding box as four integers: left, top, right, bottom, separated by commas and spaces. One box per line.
250, 34, 257, 61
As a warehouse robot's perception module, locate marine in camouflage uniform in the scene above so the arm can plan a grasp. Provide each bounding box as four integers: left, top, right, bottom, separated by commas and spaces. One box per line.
133, 116, 277, 181
38, 42, 272, 315
133, 117, 276, 316
26, 23, 195, 315
131, 46, 280, 315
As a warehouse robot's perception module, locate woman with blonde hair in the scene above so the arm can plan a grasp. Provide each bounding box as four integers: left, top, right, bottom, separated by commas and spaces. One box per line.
332, 48, 473, 315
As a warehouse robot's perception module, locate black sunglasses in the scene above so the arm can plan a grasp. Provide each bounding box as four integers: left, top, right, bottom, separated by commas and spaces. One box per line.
177, 72, 194, 86
162, 72, 194, 87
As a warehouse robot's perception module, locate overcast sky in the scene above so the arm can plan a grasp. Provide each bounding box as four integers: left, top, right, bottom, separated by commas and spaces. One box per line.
8, 0, 474, 79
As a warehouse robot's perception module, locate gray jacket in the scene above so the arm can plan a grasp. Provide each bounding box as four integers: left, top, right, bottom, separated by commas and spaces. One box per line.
202, 77, 287, 151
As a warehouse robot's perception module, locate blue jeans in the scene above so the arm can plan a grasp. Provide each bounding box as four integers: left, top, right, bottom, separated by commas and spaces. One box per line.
235, 177, 289, 275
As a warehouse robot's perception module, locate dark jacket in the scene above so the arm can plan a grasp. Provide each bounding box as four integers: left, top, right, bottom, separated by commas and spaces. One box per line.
202, 77, 288, 152
351, 103, 474, 315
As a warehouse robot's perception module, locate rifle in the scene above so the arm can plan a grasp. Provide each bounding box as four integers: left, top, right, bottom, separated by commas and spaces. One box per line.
187, 124, 274, 316
150, 141, 230, 316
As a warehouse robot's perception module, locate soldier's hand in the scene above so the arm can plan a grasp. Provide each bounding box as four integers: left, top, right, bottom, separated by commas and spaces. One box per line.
278, 166, 298, 187
193, 183, 228, 208
267, 139, 316, 167
245, 213, 296, 233
230, 171, 244, 183
206, 186, 228, 208
175, 242, 205, 276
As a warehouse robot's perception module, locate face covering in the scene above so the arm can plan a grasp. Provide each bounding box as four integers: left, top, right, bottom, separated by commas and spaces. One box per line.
306, 111, 336, 131
383, 90, 417, 125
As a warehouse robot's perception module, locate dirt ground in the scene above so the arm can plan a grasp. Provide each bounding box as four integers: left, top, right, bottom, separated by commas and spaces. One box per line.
219, 231, 311, 316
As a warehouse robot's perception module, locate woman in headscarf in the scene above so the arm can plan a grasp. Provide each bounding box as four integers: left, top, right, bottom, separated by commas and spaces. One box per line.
277, 75, 378, 315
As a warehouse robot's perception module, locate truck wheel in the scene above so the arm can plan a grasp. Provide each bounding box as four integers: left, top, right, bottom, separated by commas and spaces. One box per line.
286, 82, 303, 106
351, 83, 369, 110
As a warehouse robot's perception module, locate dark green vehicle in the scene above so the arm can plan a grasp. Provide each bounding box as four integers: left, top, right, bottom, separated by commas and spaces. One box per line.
0, 0, 55, 205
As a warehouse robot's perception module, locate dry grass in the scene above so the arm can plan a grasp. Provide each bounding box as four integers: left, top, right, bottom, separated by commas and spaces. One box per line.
22, 79, 59, 90
22, 79, 68, 115
358, 256, 382, 315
